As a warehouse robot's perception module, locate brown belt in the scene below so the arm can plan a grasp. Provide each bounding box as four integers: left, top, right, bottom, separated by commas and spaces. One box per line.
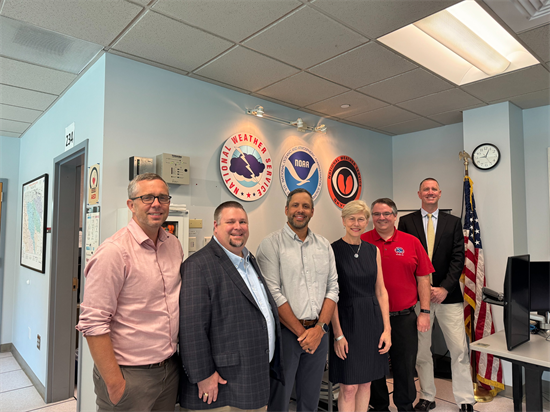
298, 319, 318, 327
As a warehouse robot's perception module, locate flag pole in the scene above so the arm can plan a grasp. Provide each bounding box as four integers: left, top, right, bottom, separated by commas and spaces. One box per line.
459, 150, 495, 402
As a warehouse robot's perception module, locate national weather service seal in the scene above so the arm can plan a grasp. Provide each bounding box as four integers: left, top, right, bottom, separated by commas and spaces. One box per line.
280, 146, 322, 201
219, 132, 274, 201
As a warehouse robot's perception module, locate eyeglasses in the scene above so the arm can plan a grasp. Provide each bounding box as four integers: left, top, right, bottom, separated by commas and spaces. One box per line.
130, 195, 171, 204
372, 212, 394, 218
346, 216, 367, 224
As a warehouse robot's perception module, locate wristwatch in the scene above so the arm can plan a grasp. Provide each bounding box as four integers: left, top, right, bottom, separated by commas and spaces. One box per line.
316, 322, 329, 333
420, 309, 430, 314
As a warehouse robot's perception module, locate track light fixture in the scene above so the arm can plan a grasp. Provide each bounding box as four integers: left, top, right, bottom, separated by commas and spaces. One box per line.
246, 106, 327, 133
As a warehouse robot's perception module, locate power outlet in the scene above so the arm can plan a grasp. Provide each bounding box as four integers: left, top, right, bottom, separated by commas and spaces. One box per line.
204, 236, 212, 245
37, 334, 41, 350
189, 237, 197, 252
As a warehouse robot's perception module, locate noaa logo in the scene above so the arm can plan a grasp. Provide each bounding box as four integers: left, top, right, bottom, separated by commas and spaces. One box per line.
327, 156, 362, 209
395, 247, 405, 256
280, 146, 322, 200
219, 133, 273, 201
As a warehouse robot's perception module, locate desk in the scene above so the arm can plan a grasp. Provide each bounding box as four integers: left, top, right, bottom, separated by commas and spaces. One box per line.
470, 330, 549, 412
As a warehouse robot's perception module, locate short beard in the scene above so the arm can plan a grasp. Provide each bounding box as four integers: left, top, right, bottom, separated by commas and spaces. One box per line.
229, 238, 245, 249
288, 215, 309, 230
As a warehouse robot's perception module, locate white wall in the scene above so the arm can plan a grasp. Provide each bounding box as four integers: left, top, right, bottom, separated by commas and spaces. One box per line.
8, 55, 106, 387
0, 136, 21, 344
523, 105, 550, 260
392, 122, 464, 216
101, 54, 393, 253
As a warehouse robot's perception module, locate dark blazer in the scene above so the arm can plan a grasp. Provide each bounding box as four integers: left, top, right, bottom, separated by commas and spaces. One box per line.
179, 239, 284, 410
398, 210, 464, 304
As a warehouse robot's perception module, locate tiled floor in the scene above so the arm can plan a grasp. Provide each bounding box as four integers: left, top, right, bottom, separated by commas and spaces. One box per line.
1, 351, 548, 412
0, 352, 76, 412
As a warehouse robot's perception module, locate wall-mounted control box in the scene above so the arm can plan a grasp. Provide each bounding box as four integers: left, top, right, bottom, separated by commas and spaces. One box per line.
129, 156, 154, 180
156, 153, 190, 185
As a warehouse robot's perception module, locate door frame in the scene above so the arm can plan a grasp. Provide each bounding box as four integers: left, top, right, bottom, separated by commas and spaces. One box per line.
0, 179, 8, 344
46, 140, 88, 403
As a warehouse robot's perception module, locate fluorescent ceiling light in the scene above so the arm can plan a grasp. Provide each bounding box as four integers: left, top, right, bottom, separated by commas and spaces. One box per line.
378, 0, 539, 85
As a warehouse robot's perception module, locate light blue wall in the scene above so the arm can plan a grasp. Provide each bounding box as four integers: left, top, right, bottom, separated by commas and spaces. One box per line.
0, 136, 21, 344
523, 105, 550, 260
101, 54, 393, 251
392, 122, 464, 216
9, 55, 106, 386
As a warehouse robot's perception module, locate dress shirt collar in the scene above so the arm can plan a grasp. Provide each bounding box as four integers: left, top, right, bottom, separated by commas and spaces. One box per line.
127, 218, 168, 246
283, 222, 311, 242
213, 236, 250, 264
421, 208, 439, 219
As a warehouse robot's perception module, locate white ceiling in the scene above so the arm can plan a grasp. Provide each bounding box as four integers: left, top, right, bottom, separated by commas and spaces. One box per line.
1, 0, 549, 138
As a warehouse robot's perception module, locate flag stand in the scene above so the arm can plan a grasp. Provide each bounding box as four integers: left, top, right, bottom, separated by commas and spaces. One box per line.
459, 151, 495, 403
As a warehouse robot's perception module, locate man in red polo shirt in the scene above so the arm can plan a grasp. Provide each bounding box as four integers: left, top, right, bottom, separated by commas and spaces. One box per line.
361, 198, 433, 412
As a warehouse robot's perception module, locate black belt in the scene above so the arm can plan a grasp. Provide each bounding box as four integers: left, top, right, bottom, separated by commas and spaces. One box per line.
124, 353, 175, 369
390, 306, 415, 317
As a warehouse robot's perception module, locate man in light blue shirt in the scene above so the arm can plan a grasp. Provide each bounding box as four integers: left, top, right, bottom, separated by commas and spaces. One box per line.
179, 201, 284, 411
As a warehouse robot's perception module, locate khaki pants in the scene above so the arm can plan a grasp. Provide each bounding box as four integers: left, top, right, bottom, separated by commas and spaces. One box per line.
181, 407, 266, 412
415, 302, 475, 406
93, 355, 179, 412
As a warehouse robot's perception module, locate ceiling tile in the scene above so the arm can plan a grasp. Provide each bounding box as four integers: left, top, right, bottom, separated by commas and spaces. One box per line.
358, 68, 453, 104
256, 72, 349, 107
0, 104, 42, 123
113, 11, 233, 72
305, 90, 388, 117
309, 42, 417, 89
1, 0, 142, 45
109, 49, 189, 76
188, 73, 252, 95
243, 6, 367, 68
346, 105, 419, 129
0, 131, 21, 138
194, 46, 299, 92
311, 0, 460, 39
249, 94, 301, 110
152, 0, 301, 42
428, 110, 463, 125
397, 89, 485, 116
0, 118, 30, 134
0, 57, 76, 95
509, 89, 550, 109
462, 65, 550, 102
379, 117, 442, 135
518, 24, 550, 63
0, 84, 56, 111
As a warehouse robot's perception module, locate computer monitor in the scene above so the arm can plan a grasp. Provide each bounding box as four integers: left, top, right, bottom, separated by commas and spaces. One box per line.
530, 261, 550, 312
503, 255, 530, 350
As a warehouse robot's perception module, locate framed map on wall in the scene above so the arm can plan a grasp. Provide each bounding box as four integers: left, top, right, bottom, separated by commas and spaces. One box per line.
20, 174, 48, 273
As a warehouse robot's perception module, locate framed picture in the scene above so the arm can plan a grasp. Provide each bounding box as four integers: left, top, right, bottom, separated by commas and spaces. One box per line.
20, 174, 49, 273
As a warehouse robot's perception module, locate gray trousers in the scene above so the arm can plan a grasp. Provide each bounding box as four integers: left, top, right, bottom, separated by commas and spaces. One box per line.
268, 327, 328, 412
93, 354, 179, 412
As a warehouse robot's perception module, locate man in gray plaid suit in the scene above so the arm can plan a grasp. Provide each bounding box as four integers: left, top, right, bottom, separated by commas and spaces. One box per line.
179, 201, 284, 411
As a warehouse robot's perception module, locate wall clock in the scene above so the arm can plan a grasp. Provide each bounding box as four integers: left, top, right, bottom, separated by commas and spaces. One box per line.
472, 143, 500, 170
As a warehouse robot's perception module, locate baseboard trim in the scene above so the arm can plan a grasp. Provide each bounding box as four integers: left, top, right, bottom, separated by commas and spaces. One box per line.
0, 342, 13, 352
10, 343, 46, 401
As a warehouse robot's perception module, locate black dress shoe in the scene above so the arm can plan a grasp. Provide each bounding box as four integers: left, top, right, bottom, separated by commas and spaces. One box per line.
414, 399, 436, 411
460, 404, 474, 412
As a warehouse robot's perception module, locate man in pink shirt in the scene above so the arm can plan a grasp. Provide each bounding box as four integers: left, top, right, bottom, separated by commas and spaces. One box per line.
77, 173, 183, 411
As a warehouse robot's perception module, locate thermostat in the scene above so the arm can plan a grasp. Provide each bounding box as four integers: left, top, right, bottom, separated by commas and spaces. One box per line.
156, 153, 190, 185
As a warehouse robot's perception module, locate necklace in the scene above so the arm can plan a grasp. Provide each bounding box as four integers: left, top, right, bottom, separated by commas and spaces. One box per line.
346, 240, 361, 258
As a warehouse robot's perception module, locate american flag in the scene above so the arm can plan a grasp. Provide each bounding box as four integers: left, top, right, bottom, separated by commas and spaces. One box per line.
462, 176, 504, 395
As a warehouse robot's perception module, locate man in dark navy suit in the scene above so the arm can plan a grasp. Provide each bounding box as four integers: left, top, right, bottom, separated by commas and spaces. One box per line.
179, 201, 284, 411
398, 178, 474, 412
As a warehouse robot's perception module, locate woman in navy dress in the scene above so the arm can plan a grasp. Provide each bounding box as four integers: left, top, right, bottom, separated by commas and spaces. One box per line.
330, 200, 392, 412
